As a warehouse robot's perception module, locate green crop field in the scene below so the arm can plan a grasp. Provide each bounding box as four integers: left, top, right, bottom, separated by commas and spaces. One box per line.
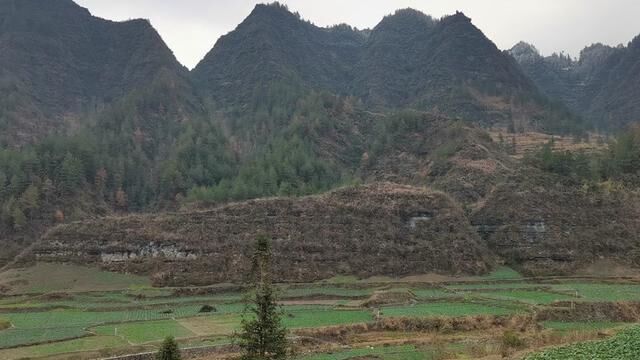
381, 301, 516, 318
1, 264, 639, 360
0, 335, 129, 359
298, 344, 432, 360
543, 321, 627, 332
0, 327, 88, 349
283, 286, 372, 298
526, 326, 640, 359
446, 283, 543, 290
0, 305, 205, 348
283, 308, 372, 328
548, 283, 640, 302
476, 290, 575, 304
94, 319, 195, 344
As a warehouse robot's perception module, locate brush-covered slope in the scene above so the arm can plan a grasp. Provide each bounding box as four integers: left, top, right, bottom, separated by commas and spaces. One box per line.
35, 183, 493, 286
511, 37, 640, 130
354, 11, 557, 128
472, 171, 640, 275
0, 0, 190, 145
193, 4, 580, 132
192, 3, 365, 107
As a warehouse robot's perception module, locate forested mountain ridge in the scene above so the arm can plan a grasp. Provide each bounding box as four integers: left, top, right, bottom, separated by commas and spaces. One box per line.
0, 0, 191, 146
192, 3, 366, 107
193, 4, 581, 133
511, 35, 640, 130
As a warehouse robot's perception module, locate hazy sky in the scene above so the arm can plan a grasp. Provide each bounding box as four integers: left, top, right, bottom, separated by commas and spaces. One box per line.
75, 0, 640, 69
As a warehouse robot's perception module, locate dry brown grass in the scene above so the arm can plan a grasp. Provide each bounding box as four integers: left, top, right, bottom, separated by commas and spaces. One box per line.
36, 182, 492, 286
537, 301, 640, 322
361, 289, 416, 308
488, 129, 608, 158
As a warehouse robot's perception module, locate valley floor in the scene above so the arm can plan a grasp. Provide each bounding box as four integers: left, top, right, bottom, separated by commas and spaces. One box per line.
0, 264, 639, 359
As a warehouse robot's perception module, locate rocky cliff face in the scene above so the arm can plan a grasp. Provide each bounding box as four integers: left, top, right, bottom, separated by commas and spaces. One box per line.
35, 183, 493, 286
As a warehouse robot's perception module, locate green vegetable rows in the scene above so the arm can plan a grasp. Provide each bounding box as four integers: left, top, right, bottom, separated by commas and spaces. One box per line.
527, 326, 640, 359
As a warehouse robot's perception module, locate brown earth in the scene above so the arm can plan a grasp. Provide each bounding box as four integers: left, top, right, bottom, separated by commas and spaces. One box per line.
361, 289, 417, 308
33, 183, 493, 286
471, 171, 640, 275
537, 301, 640, 322
488, 129, 608, 159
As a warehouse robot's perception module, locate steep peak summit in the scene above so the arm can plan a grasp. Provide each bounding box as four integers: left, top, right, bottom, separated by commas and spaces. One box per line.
246, 2, 301, 23
441, 10, 472, 24
509, 41, 542, 63
376, 8, 436, 29
511, 41, 540, 55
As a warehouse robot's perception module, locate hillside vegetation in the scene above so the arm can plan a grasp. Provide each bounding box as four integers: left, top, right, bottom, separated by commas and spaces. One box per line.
1, 0, 640, 283
511, 38, 640, 130
35, 183, 492, 285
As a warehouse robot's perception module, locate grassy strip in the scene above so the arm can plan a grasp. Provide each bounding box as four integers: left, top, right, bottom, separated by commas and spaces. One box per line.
543, 321, 627, 332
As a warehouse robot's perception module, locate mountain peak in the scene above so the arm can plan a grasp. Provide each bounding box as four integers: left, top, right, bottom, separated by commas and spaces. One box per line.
441, 11, 472, 24
509, 41, 541, 62
1, 0, 90, 18
247, 2, 299, 22
378, 8, 436, 27
511, 41, 540, 54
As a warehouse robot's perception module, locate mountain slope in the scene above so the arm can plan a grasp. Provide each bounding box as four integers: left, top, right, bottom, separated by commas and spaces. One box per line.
193, 4, 581, 133
0, 0, 190, 145
34, 183, 493, 285
192, 3, 365, 108
356, 11, 542, 126
511, 37, 640, 130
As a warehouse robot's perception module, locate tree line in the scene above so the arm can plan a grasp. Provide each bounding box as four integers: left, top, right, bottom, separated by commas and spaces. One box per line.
527, 125, 640, 185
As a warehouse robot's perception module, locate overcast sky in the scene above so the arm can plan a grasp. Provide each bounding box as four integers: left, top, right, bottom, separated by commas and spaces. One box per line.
75, 0, 640, 69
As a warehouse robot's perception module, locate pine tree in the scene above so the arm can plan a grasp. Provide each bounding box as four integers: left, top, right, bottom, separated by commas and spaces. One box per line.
238, 235, 289, 360
156, 336, 181, 360
11, 206, 27, 230
60, 153, 83, 195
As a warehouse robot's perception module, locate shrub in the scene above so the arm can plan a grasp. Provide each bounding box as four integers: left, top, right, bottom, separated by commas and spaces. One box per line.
502, 330, 526, 349
156, 336, 181, 360
199, 305, 216, 313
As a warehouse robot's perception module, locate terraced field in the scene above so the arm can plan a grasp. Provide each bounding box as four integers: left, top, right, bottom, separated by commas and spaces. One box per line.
298, 344, 435, 360
0, 264, 639, 359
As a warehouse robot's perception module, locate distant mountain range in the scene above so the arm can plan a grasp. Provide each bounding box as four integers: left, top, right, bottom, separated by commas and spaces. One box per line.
1, 0, 591, 149
0, 0, 197, 146
193, 5, 573, 132
510, 37, 640, 130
